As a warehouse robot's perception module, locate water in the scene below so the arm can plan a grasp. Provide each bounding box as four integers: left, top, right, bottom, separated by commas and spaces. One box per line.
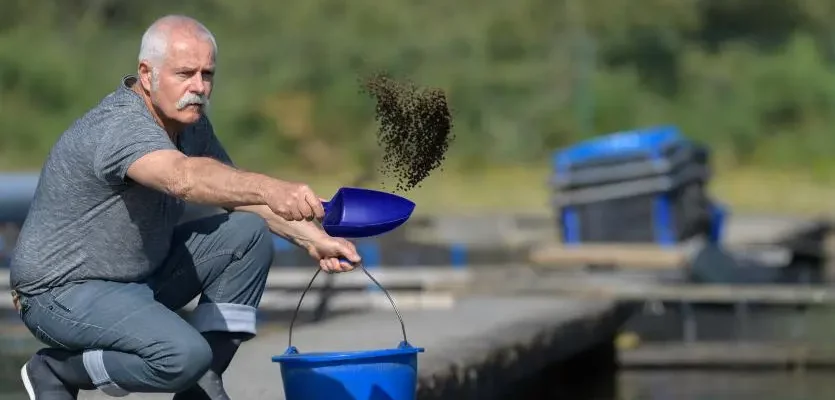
2, 370, 835, 399
618, 371, 835, 400
504, 328, 835, 400
509, 370, 835, 400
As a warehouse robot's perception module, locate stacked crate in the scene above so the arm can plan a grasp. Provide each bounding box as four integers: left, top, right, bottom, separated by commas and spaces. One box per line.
551, 125, 724, 246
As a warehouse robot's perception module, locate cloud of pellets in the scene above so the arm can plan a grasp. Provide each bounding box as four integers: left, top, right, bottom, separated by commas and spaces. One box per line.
360, 72, 455, 193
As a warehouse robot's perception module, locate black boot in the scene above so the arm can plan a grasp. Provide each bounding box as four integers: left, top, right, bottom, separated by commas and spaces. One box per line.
21, 348, 95, 400
173, 332, 251, 400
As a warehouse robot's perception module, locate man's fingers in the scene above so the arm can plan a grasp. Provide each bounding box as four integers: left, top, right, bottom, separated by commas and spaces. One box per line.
319, 257, 354, 273
313, 237, 363, 274
306, 193, 326, 220
339, 241, 362, 263
297, 198, 315, 221
327, 258, 344, 272
321, 258, 342, 273
335, 258, 352, 272
319, 259, 331, 272
290, 208, 304, 221
339, 259, 355, 272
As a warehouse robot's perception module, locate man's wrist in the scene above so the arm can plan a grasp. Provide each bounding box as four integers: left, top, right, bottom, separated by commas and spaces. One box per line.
287, 221, 330, 252
245, 172, 273, 206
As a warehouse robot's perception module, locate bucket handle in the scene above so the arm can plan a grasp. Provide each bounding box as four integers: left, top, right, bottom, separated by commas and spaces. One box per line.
287, 263, 409, 349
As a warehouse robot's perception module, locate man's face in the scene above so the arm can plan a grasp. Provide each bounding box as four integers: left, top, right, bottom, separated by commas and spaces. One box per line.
141, 32, 215, 125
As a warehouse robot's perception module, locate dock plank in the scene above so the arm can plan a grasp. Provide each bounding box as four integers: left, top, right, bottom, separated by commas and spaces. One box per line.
458, 269, 835, 305
516, 278, 835, 305
531, 283, 835, 305
529, 243, 690, 269
528, 214, 833, 270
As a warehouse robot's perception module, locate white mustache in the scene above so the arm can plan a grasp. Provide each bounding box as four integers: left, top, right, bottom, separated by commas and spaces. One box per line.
176, 93, 210, 110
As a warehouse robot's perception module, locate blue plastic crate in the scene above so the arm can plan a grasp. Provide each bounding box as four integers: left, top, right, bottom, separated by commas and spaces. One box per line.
552, 124, 684, 187
551, 125, 717, 246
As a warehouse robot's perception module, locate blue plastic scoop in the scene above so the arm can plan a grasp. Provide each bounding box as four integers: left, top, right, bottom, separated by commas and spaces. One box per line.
320, 187, 416, 238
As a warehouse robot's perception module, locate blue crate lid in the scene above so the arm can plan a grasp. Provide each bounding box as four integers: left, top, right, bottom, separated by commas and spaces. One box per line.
552, 125, 683, 173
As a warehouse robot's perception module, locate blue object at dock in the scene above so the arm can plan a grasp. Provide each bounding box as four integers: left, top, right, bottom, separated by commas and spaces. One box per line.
274, 341, 424, 400
551, 125, 719, 245
273, 265, 425, 400
552, 125, 682, 174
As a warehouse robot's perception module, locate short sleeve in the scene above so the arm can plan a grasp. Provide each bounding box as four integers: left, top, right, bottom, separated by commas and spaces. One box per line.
199, 118, 235, 167
93, 118, 177, 185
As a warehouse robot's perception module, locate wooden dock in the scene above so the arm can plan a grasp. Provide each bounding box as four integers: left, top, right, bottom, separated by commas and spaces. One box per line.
71, 297, 631, 400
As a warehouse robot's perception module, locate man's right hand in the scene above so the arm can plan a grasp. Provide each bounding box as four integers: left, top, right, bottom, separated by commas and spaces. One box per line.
264, 180, 326, 221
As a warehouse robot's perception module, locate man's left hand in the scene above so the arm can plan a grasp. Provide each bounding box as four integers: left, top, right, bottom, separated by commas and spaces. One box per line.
306, 236, 362, 273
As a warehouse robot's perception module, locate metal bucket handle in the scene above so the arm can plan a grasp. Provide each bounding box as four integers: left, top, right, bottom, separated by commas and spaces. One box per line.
287, 263, 409, 349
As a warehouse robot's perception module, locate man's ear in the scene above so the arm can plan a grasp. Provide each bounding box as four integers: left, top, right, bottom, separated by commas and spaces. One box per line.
137, 61, 154, 92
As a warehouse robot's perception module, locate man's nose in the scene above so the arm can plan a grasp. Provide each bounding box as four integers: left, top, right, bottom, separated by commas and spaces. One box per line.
189, 75, 207, 94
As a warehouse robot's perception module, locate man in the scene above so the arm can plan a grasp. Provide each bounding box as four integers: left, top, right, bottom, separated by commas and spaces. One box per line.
10, 14, 361, 399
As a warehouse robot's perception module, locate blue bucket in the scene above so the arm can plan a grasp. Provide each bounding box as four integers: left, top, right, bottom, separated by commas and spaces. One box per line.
272, 266, 425, 400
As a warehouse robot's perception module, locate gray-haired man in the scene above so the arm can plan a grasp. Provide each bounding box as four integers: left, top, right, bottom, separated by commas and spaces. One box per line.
11, 14, 361, 399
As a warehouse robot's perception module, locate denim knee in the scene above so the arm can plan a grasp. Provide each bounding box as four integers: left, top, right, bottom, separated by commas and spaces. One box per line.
149, 334, 213, 392
227, 211, 273, 267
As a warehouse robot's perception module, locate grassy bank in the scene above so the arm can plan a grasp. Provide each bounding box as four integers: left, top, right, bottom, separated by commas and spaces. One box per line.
275, 164, 835, 217
3, 160, 831, 216
3, 156, 831, 216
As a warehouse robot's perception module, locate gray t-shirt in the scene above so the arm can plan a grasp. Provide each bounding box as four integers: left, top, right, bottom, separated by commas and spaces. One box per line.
10, 75, 234, 295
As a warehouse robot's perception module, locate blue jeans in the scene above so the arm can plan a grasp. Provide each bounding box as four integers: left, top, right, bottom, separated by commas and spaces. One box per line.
16, 211, 274, 395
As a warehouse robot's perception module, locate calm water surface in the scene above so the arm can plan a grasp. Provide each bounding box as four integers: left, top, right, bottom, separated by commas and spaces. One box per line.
2, 371, 831, 399
0, 360, 835, 400
513, 370, 835, 400
617, 371, 835, 400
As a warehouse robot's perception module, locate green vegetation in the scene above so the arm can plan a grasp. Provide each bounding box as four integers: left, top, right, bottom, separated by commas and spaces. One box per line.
2, 0, 835, 213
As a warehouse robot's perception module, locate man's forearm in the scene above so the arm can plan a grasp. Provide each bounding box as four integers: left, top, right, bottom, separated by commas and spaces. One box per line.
235, 204, 327, 252
175, 157, 272, 208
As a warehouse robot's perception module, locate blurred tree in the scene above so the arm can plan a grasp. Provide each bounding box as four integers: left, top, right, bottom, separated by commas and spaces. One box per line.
2, 0, 835, 175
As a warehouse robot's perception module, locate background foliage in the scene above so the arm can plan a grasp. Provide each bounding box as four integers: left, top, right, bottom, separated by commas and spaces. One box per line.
2, 0, 835, 183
